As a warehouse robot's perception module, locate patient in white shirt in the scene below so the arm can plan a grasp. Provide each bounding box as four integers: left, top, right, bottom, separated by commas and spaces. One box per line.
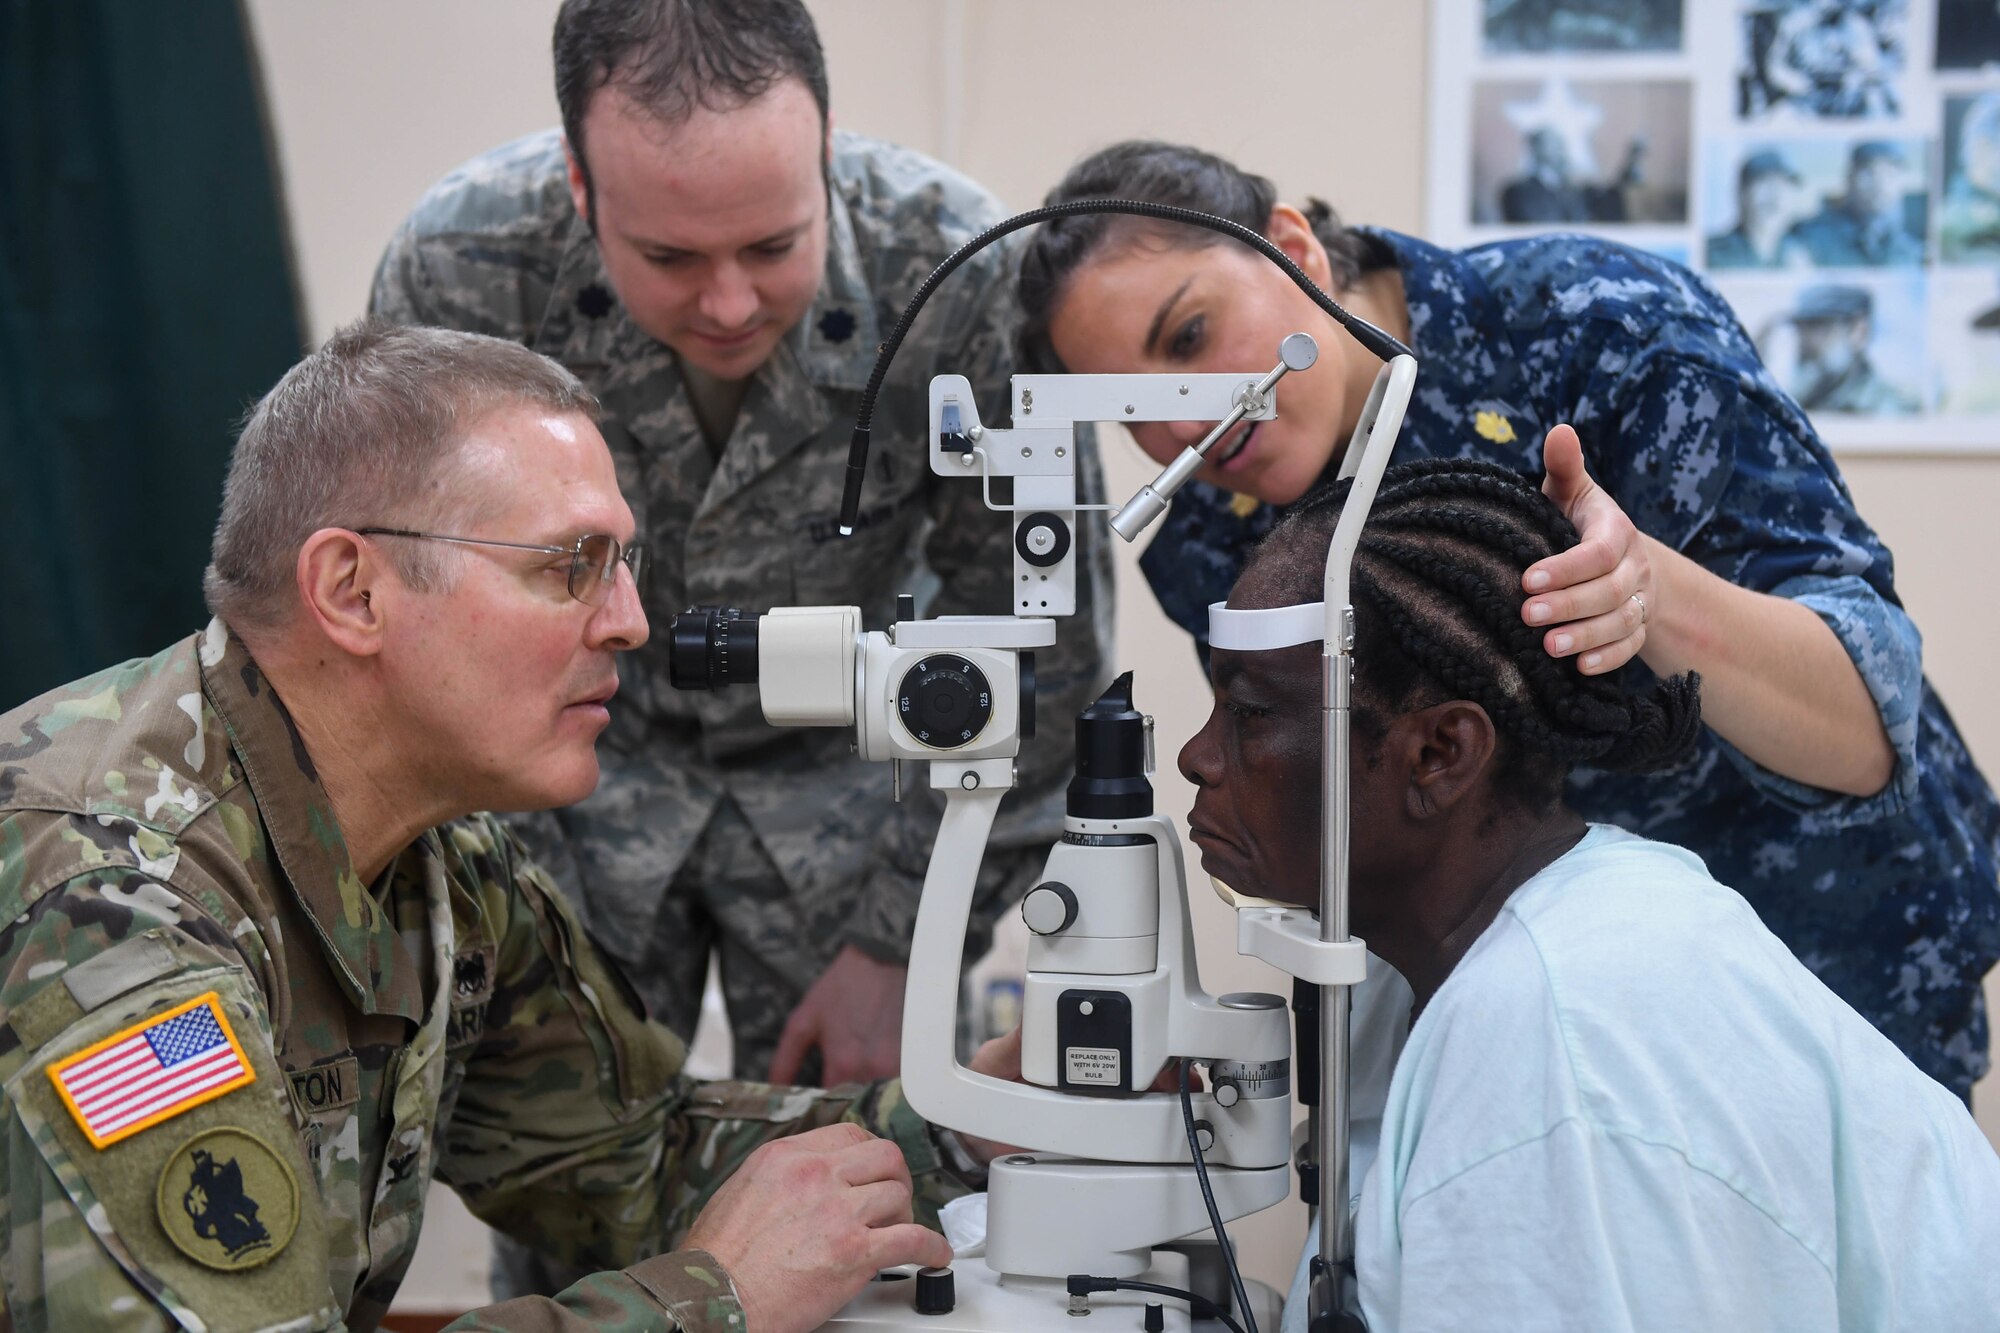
1181, 459, 2000, 1333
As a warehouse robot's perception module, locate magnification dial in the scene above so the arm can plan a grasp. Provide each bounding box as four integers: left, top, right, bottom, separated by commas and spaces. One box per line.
897, 654, 994, 748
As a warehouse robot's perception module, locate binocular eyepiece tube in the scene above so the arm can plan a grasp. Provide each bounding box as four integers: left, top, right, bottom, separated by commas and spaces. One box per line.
667, 602, 1042, 761
668, 605, 760, 690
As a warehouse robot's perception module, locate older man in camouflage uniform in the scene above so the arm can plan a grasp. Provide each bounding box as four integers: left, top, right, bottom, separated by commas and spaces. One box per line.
0, 322, 975, 1332
370, 0, 1111, 1107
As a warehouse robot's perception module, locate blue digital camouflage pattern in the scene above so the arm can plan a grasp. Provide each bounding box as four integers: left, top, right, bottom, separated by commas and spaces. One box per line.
1141, 229, 2000, 1097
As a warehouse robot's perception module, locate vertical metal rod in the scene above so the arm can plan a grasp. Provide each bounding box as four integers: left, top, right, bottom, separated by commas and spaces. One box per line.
1318, 642, 1354, 1286
1312, 357, 1417, 1325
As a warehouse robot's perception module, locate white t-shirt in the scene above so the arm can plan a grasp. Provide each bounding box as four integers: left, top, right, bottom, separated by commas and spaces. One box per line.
1291, 825, 2000, 1333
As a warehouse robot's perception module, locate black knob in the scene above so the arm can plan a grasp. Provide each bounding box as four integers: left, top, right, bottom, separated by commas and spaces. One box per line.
1015, 510, 1071, 568
1144, 1301, 1165, 1331
897, 655, 993, 749
915, 1265, 955, 1315
1021, 881, 1079, 935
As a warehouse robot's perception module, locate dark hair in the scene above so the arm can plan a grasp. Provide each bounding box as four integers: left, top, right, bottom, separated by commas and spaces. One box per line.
1016, 140, 1396, 374
554, 0, 829, 191
1249, 458, 1701, 810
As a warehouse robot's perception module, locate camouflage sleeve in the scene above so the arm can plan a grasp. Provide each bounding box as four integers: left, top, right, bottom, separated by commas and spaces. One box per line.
1754, 572, 1922, 820
437, 823, 972, 1327
441, 1085, 967, 1333
837, 233, 1115, 965
1576, 338, 1919, 820
438, 1248, 747, 1333
0, 871, 342, 1333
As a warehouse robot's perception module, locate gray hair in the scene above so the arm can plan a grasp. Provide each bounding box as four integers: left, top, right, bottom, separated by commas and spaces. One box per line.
203, 319, 601, 635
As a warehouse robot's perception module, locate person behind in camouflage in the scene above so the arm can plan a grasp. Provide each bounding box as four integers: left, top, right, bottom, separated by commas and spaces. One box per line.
1783, 283, 1920, 416
1012, 140, 2000, 1103
368, 0, 1111, 1108
0, 322, 984, 1333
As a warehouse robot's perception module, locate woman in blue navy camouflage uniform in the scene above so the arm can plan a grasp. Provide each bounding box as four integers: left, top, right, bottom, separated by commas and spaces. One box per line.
1017, 140, 2000, 1101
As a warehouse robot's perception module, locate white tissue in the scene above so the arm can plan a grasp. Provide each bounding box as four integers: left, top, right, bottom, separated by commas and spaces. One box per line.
938, 1191, 988, 1257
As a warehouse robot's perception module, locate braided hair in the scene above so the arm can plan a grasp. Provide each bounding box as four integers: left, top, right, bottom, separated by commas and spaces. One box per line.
1247, 458, 1701, 810
1015, 140, 1396, 375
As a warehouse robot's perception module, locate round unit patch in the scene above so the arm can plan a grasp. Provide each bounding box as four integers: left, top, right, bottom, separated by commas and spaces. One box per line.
155, 1127, 298, 1270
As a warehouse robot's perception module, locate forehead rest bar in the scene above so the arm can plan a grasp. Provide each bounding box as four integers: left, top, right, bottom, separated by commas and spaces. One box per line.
1207, 600, 1327, 651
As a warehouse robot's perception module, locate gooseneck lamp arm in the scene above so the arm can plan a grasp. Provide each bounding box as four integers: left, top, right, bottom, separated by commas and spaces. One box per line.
835, 198, 1414, 535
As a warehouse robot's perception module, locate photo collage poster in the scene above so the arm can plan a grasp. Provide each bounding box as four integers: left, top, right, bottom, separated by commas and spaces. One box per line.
1428, 0, 2000, 450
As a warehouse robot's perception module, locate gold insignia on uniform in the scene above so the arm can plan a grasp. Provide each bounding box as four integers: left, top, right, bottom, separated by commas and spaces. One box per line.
156, 1127, 298, 1270
1228, 491, 1261, 518
1474, 410, 1517, 444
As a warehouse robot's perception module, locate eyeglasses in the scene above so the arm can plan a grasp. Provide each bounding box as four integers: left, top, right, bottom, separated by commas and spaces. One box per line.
356, 528, 649, 606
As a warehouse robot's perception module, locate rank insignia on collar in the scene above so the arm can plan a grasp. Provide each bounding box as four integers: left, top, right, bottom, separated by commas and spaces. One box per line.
157, 1127, 298, 1270
577, 282, 615, 319
818, 308, 857, 343
1474, 410, 1518, 445
48, 992, 256, 1149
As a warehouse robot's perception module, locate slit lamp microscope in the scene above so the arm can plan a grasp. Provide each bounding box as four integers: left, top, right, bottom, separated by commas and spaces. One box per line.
667, 203, 1419, 1332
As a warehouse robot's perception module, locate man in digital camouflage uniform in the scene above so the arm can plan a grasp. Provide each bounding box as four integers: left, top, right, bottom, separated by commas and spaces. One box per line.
0, 322, 978, 1333
369, 0, 1111, 1117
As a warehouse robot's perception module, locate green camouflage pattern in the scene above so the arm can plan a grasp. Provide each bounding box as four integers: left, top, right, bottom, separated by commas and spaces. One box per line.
369, 128, 1114, 1068
0, 624, 972, 1331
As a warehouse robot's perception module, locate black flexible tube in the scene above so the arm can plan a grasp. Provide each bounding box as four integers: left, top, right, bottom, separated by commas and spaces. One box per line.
836, 198, 1415, 533
1180, 1062, 1260, 1333
1065, 1274, 1248, 1333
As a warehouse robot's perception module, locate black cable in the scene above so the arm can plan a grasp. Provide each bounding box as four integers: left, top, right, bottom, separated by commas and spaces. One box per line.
1181, 1062, 1260, 1333
836, 197, 1416, 532
1066, 1275, 1248, 1333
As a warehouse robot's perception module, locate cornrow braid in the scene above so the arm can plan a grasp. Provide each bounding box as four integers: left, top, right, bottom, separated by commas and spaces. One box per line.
1248, 458, 1701, 808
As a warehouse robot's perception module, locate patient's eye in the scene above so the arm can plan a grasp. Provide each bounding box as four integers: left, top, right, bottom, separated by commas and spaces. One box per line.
1222, 697, 1270, 721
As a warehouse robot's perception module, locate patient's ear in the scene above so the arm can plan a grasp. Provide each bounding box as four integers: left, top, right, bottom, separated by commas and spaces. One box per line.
1397, 701, 1497, 820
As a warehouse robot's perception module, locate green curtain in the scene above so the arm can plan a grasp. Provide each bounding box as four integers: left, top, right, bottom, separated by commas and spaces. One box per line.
2, 0, 304, 704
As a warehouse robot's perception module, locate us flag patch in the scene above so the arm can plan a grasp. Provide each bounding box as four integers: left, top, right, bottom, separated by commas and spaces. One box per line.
47, 993, 256, 1149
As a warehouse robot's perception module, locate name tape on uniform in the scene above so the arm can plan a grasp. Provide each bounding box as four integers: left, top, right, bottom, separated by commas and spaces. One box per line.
47, 992, 255, 1149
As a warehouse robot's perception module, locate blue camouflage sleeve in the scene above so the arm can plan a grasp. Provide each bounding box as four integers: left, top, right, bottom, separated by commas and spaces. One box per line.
1573, 334, 1920, 824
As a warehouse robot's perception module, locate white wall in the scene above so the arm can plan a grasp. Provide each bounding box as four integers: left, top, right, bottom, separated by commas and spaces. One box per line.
243, 0, 2000, 1315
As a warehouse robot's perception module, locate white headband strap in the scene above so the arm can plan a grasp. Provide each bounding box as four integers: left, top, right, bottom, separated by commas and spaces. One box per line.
1207, 600, 1328, 651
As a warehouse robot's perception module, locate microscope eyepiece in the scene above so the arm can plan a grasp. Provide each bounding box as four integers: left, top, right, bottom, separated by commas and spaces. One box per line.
1067, 671, 1153, 819
667, 605, 761, 690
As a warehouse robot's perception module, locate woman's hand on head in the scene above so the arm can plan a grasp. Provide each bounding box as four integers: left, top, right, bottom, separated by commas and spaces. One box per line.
1523, 424, 1655, 675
